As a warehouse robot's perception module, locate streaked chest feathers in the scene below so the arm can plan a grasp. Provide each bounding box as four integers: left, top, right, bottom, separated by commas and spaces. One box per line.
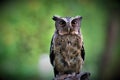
53, 34, 83, 74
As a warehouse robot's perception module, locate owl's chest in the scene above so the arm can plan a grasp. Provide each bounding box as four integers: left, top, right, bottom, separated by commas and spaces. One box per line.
54, 34, 82, 53
53, 34, 83, 73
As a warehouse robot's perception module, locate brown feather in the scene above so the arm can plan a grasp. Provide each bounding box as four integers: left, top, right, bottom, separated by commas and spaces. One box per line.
53, 34, 83, 75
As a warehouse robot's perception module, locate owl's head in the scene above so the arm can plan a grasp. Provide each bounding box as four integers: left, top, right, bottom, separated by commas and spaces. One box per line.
52, 15, 82, 35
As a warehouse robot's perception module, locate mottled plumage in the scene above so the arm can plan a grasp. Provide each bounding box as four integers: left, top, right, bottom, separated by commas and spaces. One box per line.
50, 15, 85, 77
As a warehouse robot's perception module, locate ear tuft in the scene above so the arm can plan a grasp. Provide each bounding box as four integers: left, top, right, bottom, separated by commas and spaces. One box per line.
52, 15, 61, 21
75, 16, 82, 20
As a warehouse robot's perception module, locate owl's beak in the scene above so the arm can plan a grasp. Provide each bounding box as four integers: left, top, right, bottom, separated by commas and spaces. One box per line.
68, 27, 70, 32
67, 22, 71, 32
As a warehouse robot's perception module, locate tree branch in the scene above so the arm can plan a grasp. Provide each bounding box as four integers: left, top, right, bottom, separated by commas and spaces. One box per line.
54, 72, 91, 80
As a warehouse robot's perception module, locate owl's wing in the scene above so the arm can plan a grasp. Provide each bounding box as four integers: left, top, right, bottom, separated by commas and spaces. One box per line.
49, 36, 54, 66
49, 36, 59, 76
81, 44, 85, 61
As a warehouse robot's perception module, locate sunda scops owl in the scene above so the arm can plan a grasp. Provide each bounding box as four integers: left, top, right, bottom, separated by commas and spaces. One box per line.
50, 15, 85, 77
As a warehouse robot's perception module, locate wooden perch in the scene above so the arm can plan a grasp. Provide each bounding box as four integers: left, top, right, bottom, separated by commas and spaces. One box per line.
54, 72, 91, 80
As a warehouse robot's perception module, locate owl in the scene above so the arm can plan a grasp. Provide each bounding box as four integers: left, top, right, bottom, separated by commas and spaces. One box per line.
50, 15, 85, 77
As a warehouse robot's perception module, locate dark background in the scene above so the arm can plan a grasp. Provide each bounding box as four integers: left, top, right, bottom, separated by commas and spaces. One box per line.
0, 0, 120, 80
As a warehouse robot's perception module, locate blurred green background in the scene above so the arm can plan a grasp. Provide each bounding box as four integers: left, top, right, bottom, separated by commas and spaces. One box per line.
0, 0, 120, 80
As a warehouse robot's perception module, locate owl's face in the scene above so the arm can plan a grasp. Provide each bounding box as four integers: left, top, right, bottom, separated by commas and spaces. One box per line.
53, 15, 82, 35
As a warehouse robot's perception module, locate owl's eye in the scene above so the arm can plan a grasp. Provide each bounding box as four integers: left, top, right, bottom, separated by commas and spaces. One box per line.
71, 20, 77, 27
72, 20, 77, 25
59, 20, 66, 26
